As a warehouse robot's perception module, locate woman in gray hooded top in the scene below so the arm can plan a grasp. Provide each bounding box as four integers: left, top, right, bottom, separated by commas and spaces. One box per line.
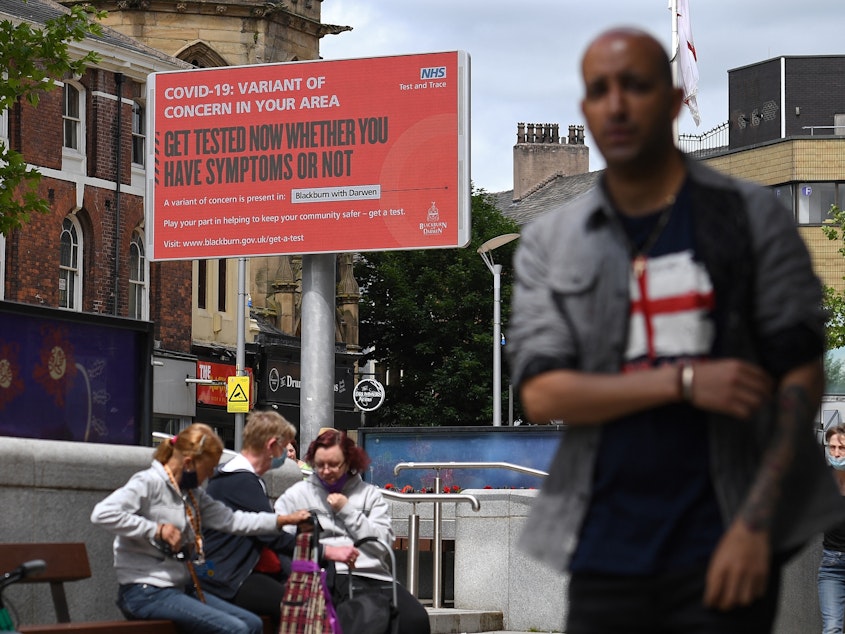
274, 428, 431, 634
91, 423, 310, 634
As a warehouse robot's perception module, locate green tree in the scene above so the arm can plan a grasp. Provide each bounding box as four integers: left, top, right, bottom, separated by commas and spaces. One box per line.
821, 204, 845, 350
0, 3, 104, 235
356, 188, 521, 426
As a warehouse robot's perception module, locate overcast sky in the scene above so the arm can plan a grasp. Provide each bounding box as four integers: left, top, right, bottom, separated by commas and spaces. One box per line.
320, 1, 844, 193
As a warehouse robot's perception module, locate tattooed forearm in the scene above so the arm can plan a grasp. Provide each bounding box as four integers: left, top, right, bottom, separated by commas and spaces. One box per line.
740, 384, 813, 532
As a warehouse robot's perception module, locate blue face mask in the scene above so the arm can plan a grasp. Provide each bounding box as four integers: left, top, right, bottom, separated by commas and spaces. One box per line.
270, 454, 287, 470
827, 452, 845, 471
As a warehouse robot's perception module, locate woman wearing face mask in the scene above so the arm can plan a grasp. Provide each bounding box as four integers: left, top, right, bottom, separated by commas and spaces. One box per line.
819, 424, 845, 634
200, 410, 357, 630
275, 428, 431, 634
91, 423, 311, 634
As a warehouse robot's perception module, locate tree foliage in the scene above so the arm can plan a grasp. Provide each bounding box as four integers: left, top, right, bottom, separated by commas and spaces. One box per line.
356, 189, 521, 426
0, 4, 104, 235
821, 204, 845, 350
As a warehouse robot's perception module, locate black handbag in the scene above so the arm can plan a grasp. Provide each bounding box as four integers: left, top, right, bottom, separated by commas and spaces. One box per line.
334, 537, 399, 634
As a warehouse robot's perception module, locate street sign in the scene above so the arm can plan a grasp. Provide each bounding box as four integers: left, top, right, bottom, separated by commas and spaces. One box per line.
227, 375, 250, 413
353, 378, 385, 412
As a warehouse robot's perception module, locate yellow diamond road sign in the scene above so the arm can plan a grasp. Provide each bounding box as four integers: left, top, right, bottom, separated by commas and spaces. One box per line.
227, 376, 250, 413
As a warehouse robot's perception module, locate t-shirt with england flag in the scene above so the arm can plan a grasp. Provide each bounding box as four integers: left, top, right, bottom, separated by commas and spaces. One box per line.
570, 181, 724, 576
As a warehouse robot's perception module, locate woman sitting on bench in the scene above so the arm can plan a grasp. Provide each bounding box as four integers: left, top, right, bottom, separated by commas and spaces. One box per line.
91, 423, 310, 634
275, 428, 431, 634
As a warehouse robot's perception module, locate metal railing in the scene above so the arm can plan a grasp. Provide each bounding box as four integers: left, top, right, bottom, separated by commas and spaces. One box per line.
380, 488, 479, 605
391, 461, 548, 608
802, 125, 845, 136
678, 121, 729, 158
152, 432, 534, 609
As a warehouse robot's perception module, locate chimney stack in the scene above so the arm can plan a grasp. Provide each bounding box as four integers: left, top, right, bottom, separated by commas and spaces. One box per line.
512, 122, 588, 201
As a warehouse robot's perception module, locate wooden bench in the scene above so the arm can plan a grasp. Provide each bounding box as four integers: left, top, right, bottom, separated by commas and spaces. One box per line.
0, 543, 270, 634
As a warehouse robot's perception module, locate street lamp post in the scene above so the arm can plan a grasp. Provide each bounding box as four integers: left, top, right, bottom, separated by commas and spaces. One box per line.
478, 233, 520, 426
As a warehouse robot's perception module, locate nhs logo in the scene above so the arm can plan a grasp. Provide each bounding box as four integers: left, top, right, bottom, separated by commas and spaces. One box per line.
420, 66, 447, 80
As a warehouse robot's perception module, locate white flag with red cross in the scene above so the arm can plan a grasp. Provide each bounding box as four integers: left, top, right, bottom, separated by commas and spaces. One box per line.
677, 0, 700, 125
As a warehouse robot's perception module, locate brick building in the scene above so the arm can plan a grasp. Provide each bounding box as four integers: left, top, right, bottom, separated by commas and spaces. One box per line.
69, 0, 360, 443
0, 0, 193, 443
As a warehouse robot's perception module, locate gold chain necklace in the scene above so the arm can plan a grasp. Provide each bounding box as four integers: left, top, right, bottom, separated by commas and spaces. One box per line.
628, 196, 676, 278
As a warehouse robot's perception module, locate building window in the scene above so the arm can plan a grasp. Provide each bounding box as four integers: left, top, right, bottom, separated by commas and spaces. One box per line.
198, 259, 207, 309
797, 182, 836, 224
132, 101, 145, 167
129, 230, 147, 320
63, 83, 82, 151
826, 347, 845, 395
217, 259, 227, 312
772, 184, 795, 217
0, 104, 7, 144
59, 216, 82, 310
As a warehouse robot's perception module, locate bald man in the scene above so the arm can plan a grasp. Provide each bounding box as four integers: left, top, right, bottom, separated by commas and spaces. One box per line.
507, 27, 843, 633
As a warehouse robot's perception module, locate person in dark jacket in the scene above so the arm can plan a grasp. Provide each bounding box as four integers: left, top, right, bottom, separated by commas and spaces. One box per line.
819, 425, 845, 634
507, 26, 843, 634
201, 410, 356, 629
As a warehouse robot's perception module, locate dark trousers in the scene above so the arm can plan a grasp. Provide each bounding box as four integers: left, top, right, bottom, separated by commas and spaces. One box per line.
567, 563, 781, 634
232, 572, 286, 631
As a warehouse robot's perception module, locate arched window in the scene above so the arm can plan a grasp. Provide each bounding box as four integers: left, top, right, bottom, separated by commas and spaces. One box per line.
129, 229, 147, 319
59, 216, 83, 310
176, 42, 228, 69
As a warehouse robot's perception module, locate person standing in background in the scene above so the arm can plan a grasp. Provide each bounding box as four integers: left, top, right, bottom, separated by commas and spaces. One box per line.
819, 425, 845, 634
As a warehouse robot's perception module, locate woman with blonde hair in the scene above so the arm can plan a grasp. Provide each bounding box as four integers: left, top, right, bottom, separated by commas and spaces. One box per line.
91, 423, 310, 634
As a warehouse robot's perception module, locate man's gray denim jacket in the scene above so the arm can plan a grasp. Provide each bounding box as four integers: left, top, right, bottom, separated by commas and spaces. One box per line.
507, 158, 845, 572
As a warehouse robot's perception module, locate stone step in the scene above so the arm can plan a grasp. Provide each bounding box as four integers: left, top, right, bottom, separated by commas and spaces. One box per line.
426, 608, 504, 634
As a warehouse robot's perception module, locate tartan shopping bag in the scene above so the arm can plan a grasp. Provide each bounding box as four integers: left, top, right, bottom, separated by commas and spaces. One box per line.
279, 521, 341, 634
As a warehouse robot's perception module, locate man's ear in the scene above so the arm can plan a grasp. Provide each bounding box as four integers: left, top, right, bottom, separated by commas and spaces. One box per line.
670, 86, 684, 120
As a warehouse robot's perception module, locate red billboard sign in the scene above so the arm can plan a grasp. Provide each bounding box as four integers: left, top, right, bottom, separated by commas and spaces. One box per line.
146, 51, 470, 261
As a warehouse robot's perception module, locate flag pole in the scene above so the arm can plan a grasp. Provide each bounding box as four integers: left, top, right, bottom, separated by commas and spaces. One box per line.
669, 0, 679, 144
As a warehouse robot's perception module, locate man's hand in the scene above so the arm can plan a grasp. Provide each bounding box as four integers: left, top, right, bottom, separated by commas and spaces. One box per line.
704, 520, 770, 611
689, 359, 773, 420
